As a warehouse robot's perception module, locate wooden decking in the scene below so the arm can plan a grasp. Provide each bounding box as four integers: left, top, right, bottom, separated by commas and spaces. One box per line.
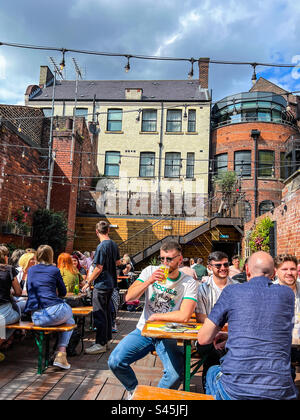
0, 310, 299, 400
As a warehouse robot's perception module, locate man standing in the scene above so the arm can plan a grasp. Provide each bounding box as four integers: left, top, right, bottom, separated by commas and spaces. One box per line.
198, 251, 298, 400
179, 258, 198, 280
195, 251, 236, 390
193, 258, 208, 281
108, 240, 198, 398
228, 255, 241, 278
274, 254, 300, 381
83, 221, 121, 355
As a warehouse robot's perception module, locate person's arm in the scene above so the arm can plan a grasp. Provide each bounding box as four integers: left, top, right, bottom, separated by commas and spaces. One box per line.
82, 264, 103, 291
123, 264, 131, 276
125, 268, 164, 302
197, 318, 221, 346
56, 270, 67, 297
148, 298, 196, 323
195, 313, 207, 323
11, 277, 22, 297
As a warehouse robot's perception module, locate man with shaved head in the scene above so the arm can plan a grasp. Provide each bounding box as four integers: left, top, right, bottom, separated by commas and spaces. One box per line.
197, 251, 298, 400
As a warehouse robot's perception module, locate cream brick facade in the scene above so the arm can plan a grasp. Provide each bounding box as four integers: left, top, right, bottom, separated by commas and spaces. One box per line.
25, 73, 211, 216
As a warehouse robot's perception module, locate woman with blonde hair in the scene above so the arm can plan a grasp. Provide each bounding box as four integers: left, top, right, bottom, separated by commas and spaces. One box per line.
24, 245, 75, 370
57, 253, 84, 293
0, 246, 22, 361
14, 252, 36, 314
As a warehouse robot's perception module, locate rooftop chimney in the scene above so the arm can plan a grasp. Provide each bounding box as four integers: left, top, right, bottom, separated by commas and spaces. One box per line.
125, 88, 143, 101
198, 58, 210, 89
39, 66, 54, 88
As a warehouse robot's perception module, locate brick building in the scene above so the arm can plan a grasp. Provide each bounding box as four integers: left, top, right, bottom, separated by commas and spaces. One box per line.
244, 168, 300, 260
0, 104, 95, 252
211, 80, 300, 227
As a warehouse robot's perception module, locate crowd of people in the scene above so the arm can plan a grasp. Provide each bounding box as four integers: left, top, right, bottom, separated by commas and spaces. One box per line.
0, 229, 300, 400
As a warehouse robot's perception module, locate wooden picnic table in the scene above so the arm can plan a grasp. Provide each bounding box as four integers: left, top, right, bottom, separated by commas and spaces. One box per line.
141, 321, 202, 392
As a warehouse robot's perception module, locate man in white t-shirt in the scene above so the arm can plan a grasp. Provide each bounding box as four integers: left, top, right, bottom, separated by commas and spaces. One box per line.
108, 240, 198, 398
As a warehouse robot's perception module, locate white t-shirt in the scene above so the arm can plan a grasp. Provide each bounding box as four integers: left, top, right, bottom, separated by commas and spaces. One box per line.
136, 265, 198, 331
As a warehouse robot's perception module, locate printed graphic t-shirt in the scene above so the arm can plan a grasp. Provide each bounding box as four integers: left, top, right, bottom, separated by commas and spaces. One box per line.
136, 265, 198, 331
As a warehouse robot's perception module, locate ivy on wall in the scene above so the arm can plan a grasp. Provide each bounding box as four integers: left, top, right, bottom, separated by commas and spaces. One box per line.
249, 216, 274, 253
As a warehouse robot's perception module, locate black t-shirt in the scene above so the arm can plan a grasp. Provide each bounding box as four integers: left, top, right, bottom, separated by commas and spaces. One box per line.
93, 240, 120, 289
0, 265, 18, 305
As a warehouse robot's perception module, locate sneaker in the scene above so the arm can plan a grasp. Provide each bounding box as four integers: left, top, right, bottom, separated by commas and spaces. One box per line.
53, 352, 71, 370
84, 344, 107, 355
112, 326, 118, 333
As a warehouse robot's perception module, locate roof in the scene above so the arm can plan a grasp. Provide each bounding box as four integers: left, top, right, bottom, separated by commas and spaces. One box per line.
27, 79, 210, 102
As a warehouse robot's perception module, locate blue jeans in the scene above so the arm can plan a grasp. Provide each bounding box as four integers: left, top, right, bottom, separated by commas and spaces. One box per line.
32, 302, 75, 348
108, 328, 184, 391
206, 365, 232, 400
0, 303, 20, 339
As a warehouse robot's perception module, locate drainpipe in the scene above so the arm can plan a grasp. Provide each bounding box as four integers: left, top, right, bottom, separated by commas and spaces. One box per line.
251, 129, 260, 218
158, 102, 164, 201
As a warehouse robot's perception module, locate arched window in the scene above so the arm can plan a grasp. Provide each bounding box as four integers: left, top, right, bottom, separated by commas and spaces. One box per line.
259, 200, 274, 216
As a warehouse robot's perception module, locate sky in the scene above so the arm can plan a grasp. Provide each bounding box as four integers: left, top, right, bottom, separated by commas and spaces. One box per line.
0, 0, 300, 105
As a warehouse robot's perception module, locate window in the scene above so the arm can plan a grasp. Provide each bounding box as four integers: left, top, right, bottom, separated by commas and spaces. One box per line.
244, 201, 251, 223
139, 152, 155, 177
258, 150, 275, 177
215, 153, 228, 176
104, 151, 120, 176
187, 110, 196, 132
74, 108, 88, 120
166, 110, 182, 132
259, 200, 274, 216
42, 108, 52, 117
234, 151, 251, 177
186, 153, 195, 178
142, 110, 157, 132
165, 152, 181, 178
107, 109, 123, 131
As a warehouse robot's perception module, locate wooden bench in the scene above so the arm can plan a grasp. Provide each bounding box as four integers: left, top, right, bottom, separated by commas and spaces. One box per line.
6, 321, 76, 374
71, 307, 93, 353
132, 385, 214, 400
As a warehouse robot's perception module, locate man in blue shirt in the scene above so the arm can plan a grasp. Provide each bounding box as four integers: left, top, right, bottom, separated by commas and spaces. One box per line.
197, 251, 298, 400
83, 221, 121, 355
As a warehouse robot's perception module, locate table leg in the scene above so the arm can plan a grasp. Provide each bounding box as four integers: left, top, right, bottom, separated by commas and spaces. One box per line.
34, 332, 45, 375
183, 341, 192, 391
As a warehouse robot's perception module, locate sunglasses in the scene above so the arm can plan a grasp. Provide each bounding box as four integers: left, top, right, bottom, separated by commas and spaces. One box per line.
158, 255, 181, 263
210, 263, 229, 269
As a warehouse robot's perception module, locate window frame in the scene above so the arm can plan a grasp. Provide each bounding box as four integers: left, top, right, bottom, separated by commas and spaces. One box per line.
141, 109, 157, 132
258, 150, 275, 178
215, 153, 228, 176
187, 109, 196, 132
164, 152, 181, 178
259, 200, 274, 216
139, 152, 155, 178
234, 150, 252, 177
107, 108, 123, 132
186, 152, 195, 178
104, 151, 120, 177
166, 110, 182, 132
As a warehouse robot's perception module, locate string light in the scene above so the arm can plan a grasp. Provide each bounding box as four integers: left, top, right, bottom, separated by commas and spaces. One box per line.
59, 49, 66, 71
188, 58, 196, 79
124, 55, 131, 73
251, 63, 257, 85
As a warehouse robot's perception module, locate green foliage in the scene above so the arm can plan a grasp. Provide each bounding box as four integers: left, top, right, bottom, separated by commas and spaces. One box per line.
214, 171, 238, 193
32, 209, 68, 257
249, 216, 274, 253
149, 256, 159, 266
